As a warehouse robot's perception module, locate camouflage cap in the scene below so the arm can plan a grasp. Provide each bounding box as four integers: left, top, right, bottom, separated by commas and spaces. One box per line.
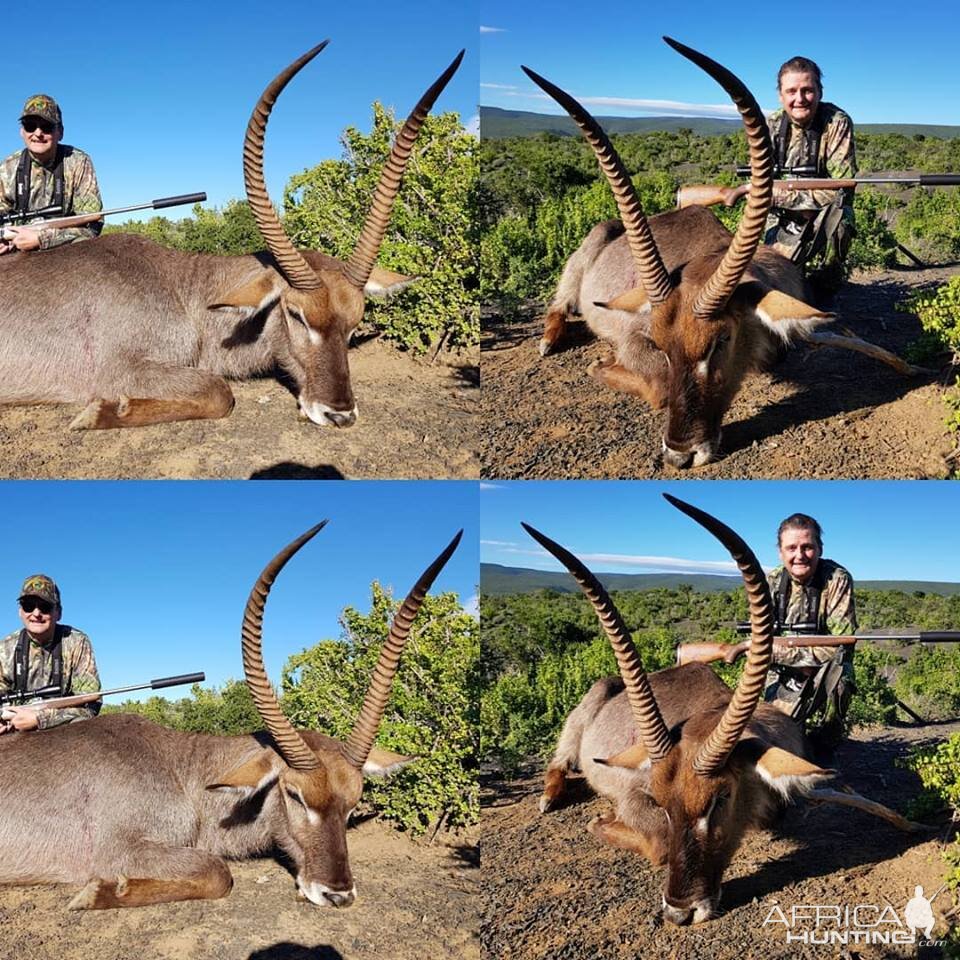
20, 94, 62, 127
19, 574, 61, 608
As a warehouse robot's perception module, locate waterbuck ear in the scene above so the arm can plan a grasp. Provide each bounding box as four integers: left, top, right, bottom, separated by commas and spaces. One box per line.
362, 746, 415, 779
206, 748, 281, 794
754, 745, 834, 800
594, 742, 650, 769
753, 289, 833, 342
208, 272, 283, 313
594, 286, 651, 315
364, 267, 416, 300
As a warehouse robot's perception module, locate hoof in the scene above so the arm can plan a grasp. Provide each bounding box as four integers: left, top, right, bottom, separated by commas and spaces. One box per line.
69, 400, 106, 430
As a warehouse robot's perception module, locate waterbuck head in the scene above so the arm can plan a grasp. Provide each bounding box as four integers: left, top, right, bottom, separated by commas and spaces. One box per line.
524, 38, 831, 466
207, 522, 462, 906
523, 495, 831, 924
209, 42, 464, 428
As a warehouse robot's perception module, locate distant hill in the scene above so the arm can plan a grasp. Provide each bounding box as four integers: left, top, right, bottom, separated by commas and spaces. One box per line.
480, 106, 960, 141
481, 563, 960, 597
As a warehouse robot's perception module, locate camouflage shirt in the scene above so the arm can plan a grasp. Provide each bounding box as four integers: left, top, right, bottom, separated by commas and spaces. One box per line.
0, 625, 101, 729
0, 145, 102, 249
766, 102, 857, 211
766, 558, 857, 667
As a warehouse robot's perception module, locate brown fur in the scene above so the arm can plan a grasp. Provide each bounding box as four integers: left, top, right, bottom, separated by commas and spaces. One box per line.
540, 206, 828, 467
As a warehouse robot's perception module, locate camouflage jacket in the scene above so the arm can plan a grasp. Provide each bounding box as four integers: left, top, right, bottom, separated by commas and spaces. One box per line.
0, 145, 102, 249
766, 558, 857, 667
766, 102, 857, 211
0, 625, 101, 729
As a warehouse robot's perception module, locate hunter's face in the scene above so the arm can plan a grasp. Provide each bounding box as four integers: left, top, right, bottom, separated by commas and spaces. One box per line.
18, 597, 59, 643
778, 527, 821, 585
778, 70, 821, 127
19, 117, 62, 164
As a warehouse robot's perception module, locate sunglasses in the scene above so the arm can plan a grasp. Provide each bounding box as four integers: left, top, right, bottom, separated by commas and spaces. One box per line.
22, 119, 55, 135
19, 597, 54, 615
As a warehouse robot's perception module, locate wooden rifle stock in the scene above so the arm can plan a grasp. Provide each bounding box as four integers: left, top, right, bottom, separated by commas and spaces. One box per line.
678, 174, 960, 209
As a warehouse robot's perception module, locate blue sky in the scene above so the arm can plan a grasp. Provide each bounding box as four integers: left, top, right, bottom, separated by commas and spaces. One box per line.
481, 481, 960, 584
0, 481, 477, 700
2, 0, 477, 216
481, 0, 960, 126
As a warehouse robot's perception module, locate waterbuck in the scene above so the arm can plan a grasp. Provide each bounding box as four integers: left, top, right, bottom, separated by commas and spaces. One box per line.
0, 523, 462, 910
0, 42, 463, 430
526, 495, 923, 926
529, 38, 915, 468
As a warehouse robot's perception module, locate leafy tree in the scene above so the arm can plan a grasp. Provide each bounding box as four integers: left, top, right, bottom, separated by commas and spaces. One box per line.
283, 106, 478, 351
281, 586, 479, 834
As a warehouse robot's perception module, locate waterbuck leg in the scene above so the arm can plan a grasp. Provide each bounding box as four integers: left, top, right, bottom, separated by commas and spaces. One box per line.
539, 307, 569, 357
801, 331, 927, 377
68, 844, 233, 910
805, 787, 931, 833
587, 357, 668, 410
69, 365, 236, 429
539, 763, 570, 813
588, 813, 668, 866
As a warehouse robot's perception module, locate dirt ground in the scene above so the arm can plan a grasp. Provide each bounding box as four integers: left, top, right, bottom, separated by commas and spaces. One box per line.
480, 265, 958, 479
0, 818, 479, 960
481, 718, 960, 960
0, 339, 479, 480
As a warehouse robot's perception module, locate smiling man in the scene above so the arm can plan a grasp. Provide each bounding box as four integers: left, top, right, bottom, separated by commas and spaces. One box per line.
764, 57, 856, 285
0, 575, 101, 733
0, 94, 102, 254
764, 513, 857, 753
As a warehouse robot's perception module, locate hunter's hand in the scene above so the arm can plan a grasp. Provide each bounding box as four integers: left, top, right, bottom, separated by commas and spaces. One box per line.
723, 641, 750, 663
3, 226, 41, 252
2, 706, 40, 731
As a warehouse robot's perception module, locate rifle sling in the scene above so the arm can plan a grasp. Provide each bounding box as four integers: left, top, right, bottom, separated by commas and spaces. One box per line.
14, 626, 64, 699
15, 146, 65, 221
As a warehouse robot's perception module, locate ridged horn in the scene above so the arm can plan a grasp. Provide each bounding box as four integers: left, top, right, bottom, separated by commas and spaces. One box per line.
243, 42, 327, 291
662, 494, 775, 776
663, 37, 775, 318
342, 50, 465, 290
521, 523, 673, 763
241, 522, 329, 771
521, 66, 673, 305
341, 530, 463, 769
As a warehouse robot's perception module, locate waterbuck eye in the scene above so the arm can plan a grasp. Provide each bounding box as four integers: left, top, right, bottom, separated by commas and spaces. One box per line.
287, 306, 309, 329
285, 788, 305, 807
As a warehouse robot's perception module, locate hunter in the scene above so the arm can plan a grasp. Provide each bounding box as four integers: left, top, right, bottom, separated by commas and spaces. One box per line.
765, 57, 856, 285
0, 575, 101, 733
0, 94, 102, 255
765, 512, 857, 752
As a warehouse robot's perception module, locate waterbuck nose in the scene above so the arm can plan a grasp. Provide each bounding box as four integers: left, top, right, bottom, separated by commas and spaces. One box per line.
662, 902, 694, 926
323, 889, 355, 908
663, 443, 694, 469
324, 409, 357, 429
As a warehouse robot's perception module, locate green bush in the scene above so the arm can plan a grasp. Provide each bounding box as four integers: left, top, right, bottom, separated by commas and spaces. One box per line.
894, 646, 960, 720
847, 644, 898, 727
281, 586, 479, 834
849, 189, 899, 268
283, 105, 478, 352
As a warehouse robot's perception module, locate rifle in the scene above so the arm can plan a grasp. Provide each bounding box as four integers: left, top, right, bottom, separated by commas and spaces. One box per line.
677, 631, 960, 667
0, 192, 207, 241
0, 671, 205, 721
677, 175, 960, 210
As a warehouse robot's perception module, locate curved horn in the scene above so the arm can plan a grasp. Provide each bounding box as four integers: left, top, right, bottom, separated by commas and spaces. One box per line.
663, 37, 774, 317
241, 522, 328, 771
341, 530, 463, 769
243, 42, 328, 291
521, 523, 673, 763
521, 66, 673, 305
342, 50, 465, 290
662, 495, 775, 776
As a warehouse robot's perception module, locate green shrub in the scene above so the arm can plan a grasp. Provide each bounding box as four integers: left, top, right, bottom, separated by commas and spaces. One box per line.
281, 586, 478, 834
283, 106, 478, 352
849, 189, 899, 268
847, 644, 898, 727
894, 645, 960, 720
